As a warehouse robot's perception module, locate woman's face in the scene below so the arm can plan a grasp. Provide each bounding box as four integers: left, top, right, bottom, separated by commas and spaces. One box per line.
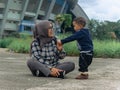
48, 23, 54, 37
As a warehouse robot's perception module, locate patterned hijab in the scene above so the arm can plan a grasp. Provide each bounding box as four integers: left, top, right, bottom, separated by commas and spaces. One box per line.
33, 20, 53, 48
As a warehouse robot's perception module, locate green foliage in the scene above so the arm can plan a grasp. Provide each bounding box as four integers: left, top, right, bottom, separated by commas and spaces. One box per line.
114, 20, 120, 40
8, 38, 31, 53
63, 41, 79, 56
55, 14, 72, 29
63, 14, 72, 28
0, 37, 14, 48
88, 19, 120, 40
57, 32, 72, 39
88, 19, 108, 40
58, 33, 79, 56
94, 39, 120, 58
19, 32, 32, 39
1, 33, 120, 58
55, 14, 65, 23
7, 32, 20, 38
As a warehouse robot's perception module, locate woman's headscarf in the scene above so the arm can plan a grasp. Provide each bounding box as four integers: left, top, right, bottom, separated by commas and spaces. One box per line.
33, 20, 53, 48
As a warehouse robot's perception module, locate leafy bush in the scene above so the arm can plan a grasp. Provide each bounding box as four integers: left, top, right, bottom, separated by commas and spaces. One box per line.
55, 14, 72, 32
8, 38, 31, 53
19, 32, 32, 39
1, 33, 120, 58
63, 41, 79, 56
0, 37, 14, 48
58, 33, 79, 56
94, 39, 120, 58
7, 32, 20, 38
88, 19, 120, 40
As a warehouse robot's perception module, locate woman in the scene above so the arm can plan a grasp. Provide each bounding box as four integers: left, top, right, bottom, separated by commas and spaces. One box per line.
27, 20, 75, 79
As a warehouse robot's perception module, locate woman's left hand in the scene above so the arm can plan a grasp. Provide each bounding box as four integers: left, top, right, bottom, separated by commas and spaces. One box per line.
50, 68, 63, 77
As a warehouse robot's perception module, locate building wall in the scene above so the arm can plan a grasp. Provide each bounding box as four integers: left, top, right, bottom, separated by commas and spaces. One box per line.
0, 0, 25, 37
0, 0, 89, 38
71, 4, 89, 27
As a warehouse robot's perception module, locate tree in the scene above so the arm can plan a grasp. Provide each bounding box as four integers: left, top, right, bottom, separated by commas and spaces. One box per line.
88, 19, 120, 40
55, 14, 72, 34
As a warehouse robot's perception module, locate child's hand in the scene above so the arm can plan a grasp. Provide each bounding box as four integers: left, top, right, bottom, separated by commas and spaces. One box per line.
57, 39, 63, 51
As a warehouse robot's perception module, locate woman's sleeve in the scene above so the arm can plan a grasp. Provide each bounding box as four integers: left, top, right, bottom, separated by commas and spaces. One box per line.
58, 49, 66, 59
31, 41, 44, 63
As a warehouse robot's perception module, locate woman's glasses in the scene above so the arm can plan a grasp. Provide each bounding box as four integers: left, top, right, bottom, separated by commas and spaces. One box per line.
48, 26, 53, 29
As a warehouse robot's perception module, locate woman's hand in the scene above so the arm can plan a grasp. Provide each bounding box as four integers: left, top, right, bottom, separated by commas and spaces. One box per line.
57, 39, 63, 51
50, 68, 63, 77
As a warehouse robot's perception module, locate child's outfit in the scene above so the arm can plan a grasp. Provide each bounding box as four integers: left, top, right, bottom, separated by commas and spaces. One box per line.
61, 28, 93, 79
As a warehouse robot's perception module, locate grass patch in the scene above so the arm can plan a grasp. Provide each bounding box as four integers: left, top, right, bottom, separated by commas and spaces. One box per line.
94, 39, 120, 58
57, 33, 79, 56
63, 41, 79, 56
1, 33, 120, 58
0, 37, 15, 48
58, 34, 120, 58
8, 38, 31, 53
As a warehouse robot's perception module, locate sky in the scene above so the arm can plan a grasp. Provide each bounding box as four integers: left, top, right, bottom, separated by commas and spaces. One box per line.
78, 0, 120, 22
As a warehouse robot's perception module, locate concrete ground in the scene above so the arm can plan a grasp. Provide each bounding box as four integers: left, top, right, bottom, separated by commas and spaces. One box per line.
0, 48, 120, 90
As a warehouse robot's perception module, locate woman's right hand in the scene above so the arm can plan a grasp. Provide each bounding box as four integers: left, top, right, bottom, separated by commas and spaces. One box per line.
50, 68, 63, 77
57, 40, 63, 51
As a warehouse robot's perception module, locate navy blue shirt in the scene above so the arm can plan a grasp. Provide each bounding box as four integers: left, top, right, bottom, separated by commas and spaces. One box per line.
61, 28, 93, 52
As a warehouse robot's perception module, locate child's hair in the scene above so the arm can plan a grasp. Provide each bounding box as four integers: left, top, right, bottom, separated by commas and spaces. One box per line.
73, 17, 86, 27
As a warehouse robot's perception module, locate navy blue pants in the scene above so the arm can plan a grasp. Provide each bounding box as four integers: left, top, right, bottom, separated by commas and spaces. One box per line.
79, 51, 93, 72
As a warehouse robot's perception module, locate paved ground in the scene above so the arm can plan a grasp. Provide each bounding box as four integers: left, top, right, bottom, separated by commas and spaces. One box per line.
0, 48, 120, 90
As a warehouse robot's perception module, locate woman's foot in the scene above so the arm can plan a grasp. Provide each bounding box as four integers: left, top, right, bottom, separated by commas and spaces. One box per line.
57, 71, 66, 79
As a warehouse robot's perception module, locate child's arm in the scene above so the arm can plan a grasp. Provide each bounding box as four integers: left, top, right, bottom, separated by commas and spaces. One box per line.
61, 32, 83, 44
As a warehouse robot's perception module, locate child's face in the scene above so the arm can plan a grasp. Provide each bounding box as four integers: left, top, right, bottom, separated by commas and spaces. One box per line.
73, 21, 83, 31
48, 23, 54, 37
